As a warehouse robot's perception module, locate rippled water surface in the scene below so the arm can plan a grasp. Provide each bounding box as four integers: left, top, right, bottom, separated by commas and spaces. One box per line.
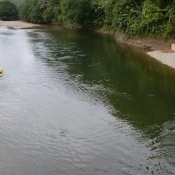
0, 26, 175, 175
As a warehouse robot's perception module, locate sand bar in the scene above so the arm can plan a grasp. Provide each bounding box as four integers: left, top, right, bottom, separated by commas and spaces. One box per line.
147, 51, 175, 69
0, 20, 40, 28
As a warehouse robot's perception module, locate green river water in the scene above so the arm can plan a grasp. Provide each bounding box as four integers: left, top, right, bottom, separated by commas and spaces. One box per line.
0, 26, 175, 175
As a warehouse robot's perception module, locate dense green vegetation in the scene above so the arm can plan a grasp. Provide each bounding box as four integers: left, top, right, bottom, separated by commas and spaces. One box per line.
0, 0, 24, 6
1, 0, 175, 37
0, 1, 18, 20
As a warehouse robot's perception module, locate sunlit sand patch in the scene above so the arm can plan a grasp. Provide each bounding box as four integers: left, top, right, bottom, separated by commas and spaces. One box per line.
147, 50, 175, 69
0, 20, 40, 28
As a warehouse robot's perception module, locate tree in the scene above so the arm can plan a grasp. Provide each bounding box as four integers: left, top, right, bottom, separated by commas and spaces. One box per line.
0, 1, 18, 20
40, 0, 61, 24
141, 0, 164, 34
18, 0, 32, 22
16, 0, 175, 37
18, 0, 44, 23
61, 0, 92, 28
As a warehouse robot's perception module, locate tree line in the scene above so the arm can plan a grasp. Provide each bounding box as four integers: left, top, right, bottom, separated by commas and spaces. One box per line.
0, 0, 175, 37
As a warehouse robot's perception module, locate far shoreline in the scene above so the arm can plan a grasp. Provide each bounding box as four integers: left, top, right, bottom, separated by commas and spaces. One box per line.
1, 20, 175, 70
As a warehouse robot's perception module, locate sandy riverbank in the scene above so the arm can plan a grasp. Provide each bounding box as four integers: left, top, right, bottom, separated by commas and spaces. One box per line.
115, 32, 175, 69
0, 20, 40, 28
147, 50, 175, 69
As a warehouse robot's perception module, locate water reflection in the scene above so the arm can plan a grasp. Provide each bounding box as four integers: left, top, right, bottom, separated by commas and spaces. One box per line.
0, 26, 175, 174
26, 28, 175, 173
28, 28, 175, 122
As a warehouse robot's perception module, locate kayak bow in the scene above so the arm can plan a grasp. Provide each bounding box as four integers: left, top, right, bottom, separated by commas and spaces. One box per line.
0, 68, 4, 76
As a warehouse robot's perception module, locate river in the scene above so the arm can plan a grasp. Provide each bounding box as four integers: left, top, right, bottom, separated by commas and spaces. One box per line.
0, 26, 175, 175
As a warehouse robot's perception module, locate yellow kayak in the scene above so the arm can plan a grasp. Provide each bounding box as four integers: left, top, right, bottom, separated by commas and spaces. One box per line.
0, 68, 4, 76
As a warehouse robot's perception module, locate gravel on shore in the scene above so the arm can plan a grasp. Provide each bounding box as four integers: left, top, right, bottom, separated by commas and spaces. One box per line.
0, 20, 40, 28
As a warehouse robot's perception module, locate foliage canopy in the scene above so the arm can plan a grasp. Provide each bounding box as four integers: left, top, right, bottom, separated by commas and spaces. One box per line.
0, 1, 18, 20
16, 0, 175, 37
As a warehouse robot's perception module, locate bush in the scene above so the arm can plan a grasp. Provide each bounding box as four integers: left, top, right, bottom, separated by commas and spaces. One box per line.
112, 0, 142, 34
61, 0, 92, 28
141, 0, 164, 35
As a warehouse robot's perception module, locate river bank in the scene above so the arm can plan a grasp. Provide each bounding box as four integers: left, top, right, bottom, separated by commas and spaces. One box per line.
115, 32, 175, 69
0, 20, 40, 28
0, 20, 175, 69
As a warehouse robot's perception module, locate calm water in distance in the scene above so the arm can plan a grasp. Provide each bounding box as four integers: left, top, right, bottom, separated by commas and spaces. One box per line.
0, 26, 175, 175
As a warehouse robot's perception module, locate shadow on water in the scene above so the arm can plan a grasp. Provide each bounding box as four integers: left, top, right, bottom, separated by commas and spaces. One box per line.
26, 28, 175, 172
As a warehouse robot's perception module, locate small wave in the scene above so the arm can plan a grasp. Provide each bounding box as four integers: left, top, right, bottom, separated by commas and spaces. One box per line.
0, 26, 15, 36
